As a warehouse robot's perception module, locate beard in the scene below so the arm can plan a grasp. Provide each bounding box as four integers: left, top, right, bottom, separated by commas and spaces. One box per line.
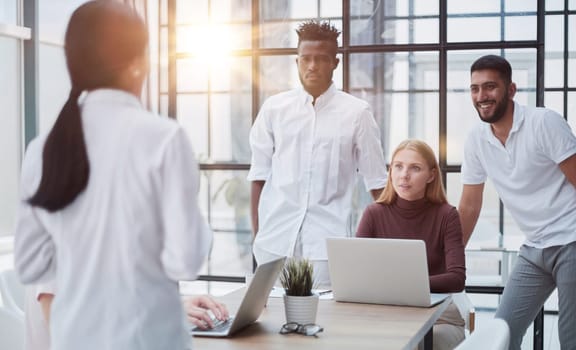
475, 90, 509, 124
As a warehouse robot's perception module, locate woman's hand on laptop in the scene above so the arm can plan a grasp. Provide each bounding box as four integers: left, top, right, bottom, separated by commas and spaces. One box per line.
184, 295, 229, 330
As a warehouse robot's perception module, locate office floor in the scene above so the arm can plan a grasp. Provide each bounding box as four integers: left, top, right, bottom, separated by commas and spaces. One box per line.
0, 252, 562, 350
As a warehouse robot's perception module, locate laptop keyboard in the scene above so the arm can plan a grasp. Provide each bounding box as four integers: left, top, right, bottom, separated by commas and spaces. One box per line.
211, 317, 233, 331
191, 317, 234, 333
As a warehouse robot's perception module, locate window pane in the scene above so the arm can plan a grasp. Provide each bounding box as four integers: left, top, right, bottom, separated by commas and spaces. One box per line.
178, 94, 209, 160
261, 0, 317, 20
446, 173, 503, 249
448, 1, 536, 42
350, 52, 439, 159
39, 44, 69, 133
159, 94, 168, 117
177, 56, 251, 163
160, 27, 168, 93
39, 0, 86, 43
546, 0, 564, 11
210, 56, 252, 92
572, 0, 576, 10
259, 21, 298, 48
503, 206, 524, 249
569, 16, 576, 87
196, 170, 252, 277
0, 0, 17, 24
320, 0, 342, 18
177, 0, 208, 24
0, 36, 21, 237
177, 23, 251, 54
210, 92, 252, 163
505, 0, 537, 12
354, 18, 438, 45
569, 92, 576, 131
448, 17, 501, 42
505, 16, 537, 41
446, 50, 492, 165
159, 0, 167, 26
177, 58, 209, 92
413, 0, 439, 16
351, 1, 438, 45
177, 56, 251, 92
259, 55, 298, 101
394, 0, 439, 16
211, 0, 252, 22
446, 90, 475, 165
545, 15, 564, 88
544, 91, 564, 116
447, 0, 500, 14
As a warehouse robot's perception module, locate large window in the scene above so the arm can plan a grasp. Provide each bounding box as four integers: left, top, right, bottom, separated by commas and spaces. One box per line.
162, 1, 574, 286
0, 2, 26, 237
0, 34, 23, 237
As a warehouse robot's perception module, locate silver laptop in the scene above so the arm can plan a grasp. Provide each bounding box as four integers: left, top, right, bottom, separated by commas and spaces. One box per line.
190, 256, 286, 337
327, 238, 448, 307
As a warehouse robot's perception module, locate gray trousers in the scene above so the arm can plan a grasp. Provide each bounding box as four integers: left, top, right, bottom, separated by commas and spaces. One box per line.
495, 241, 576, 350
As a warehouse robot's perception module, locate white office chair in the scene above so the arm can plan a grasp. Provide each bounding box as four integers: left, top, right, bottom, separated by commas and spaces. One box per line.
0, 306, 25, 350
452, 291, 475, 335
454, 318, 509, 350
0, 270, 25, 320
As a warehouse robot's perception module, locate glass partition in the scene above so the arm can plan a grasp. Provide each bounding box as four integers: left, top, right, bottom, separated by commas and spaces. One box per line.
0, 36, 22, 237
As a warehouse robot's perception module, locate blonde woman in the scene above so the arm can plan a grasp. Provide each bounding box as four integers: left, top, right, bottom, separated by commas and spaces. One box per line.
356, 139, 466, 350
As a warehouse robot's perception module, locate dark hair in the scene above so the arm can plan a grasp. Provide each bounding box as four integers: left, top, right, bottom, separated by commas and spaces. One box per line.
28, 1, 148, 212
296, 20, 340, 52
470, 55, 512, 84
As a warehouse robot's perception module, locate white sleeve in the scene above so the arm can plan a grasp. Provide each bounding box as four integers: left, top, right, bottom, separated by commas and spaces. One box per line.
158, 128, 212, 281
536, 110, 576, 164
14, 139, 56, 285
247, 103, 274, 181
461, 129, 487, 185
34, 280, 56, 298
354, 107, 388, 191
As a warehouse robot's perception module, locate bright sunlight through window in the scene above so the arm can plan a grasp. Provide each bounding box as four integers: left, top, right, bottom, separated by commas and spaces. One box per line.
177, 24, 235, 64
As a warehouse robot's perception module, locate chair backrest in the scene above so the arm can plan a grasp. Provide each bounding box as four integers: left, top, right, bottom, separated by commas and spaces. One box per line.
0, 306, 25, 350
452, 291, 475, 334
0, 270, 25, 319
454, 318, 509, 350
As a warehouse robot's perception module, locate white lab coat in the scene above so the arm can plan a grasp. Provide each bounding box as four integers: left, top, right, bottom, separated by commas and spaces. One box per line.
14, 89, 211, 350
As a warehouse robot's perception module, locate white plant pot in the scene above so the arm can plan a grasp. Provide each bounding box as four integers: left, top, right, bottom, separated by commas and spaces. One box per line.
283, 294, 319, 325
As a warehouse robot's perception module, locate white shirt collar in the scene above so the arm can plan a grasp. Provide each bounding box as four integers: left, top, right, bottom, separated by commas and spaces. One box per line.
80, 88, 143, 109
298, 82, 337, 106
482, 101, 525, 145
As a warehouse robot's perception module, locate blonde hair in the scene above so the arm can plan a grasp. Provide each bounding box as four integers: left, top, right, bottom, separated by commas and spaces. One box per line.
377, 139, 447, 205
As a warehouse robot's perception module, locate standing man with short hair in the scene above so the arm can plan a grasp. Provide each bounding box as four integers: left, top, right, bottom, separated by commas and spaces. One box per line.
459, 54, 576, 349
248, 21, 387, 286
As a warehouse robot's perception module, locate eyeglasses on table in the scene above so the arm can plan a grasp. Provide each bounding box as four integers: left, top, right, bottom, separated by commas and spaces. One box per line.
279, 322, 324, 337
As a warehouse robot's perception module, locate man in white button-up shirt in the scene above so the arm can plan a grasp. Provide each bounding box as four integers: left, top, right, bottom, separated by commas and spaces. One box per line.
248, 21, 387, 286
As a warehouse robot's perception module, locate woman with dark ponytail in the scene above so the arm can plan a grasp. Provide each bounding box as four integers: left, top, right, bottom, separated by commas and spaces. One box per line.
14, 2, 212, 349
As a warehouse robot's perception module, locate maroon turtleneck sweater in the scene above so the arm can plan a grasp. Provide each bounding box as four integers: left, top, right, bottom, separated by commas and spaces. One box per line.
356, 197, 466, 293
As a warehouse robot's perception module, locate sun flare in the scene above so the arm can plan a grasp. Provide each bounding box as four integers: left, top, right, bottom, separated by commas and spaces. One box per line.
178, 24, 235, 64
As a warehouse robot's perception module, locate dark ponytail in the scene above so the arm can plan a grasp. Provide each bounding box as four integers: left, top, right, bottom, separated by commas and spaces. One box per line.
28, 87, 89, 212
27, 1, 148, 212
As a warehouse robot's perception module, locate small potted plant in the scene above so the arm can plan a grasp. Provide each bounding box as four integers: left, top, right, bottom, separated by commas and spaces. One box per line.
280, 259, 319, 325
